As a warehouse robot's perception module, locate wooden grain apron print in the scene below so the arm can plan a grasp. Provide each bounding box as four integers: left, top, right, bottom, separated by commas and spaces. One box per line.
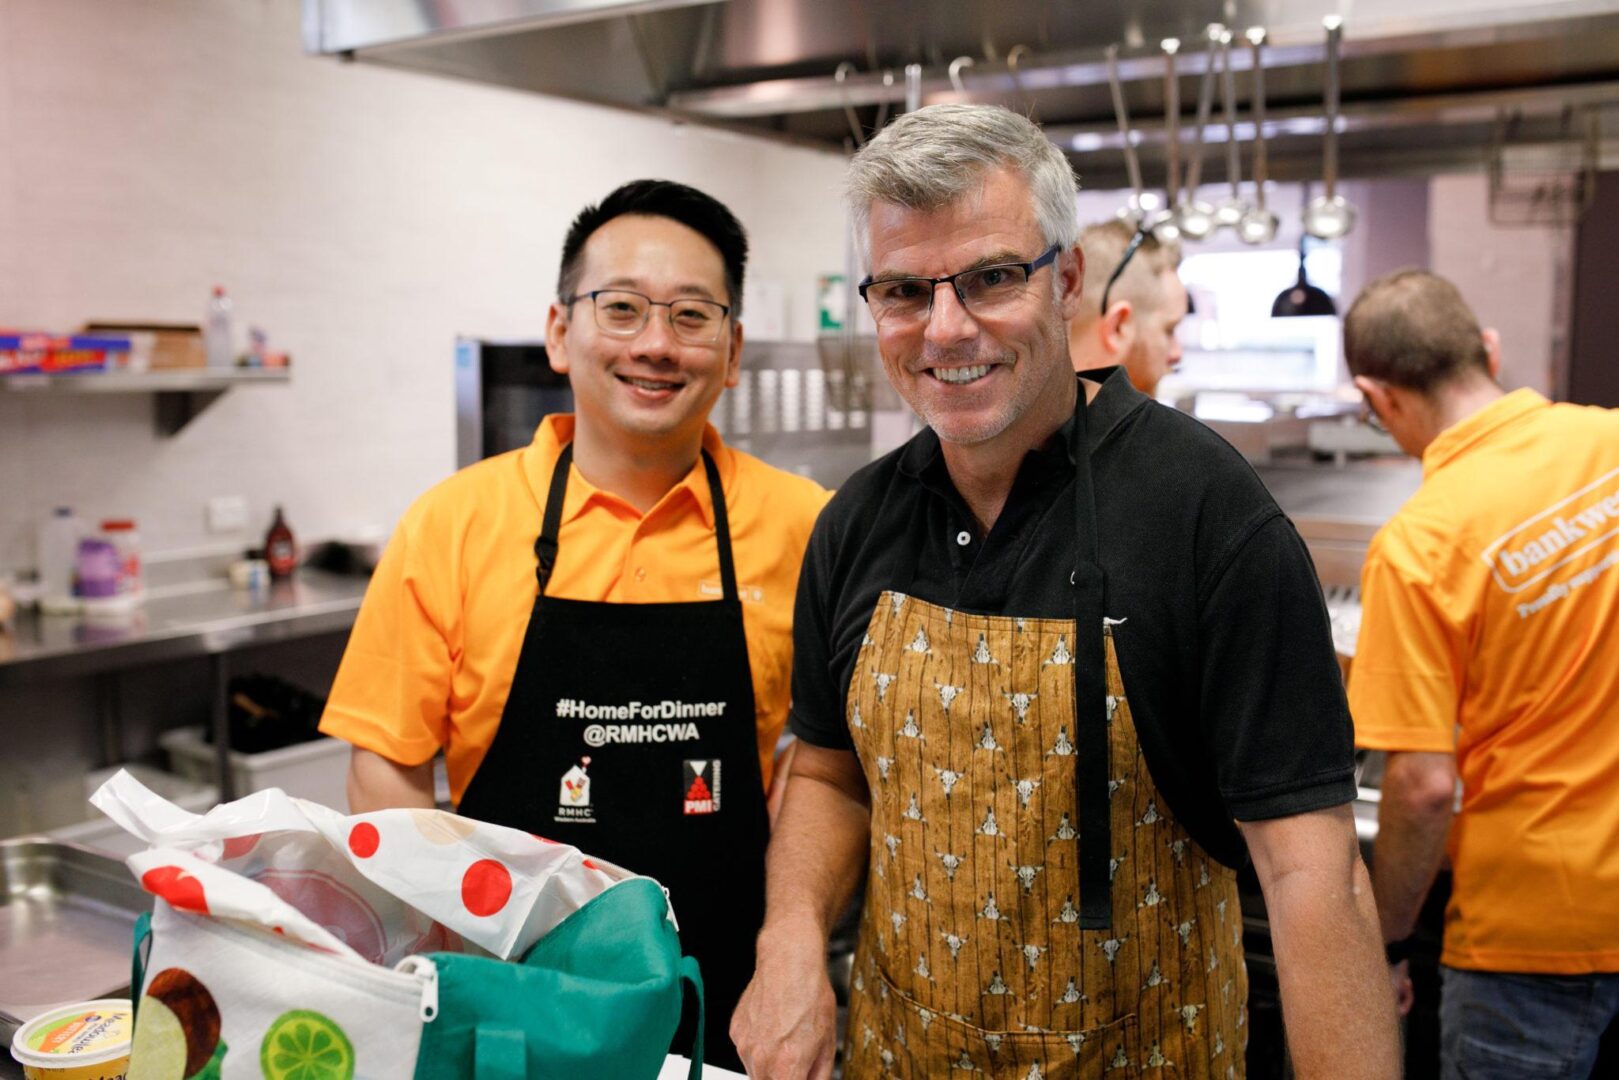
842, 594, 1247, 1078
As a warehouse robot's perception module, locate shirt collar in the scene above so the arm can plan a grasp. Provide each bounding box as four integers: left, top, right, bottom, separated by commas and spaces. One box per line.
522, 414, 734, 529
897, 365, 1148, 479
1421, 388, 1549, 477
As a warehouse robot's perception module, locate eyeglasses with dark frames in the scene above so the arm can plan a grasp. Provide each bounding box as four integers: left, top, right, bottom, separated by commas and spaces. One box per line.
562, 289, 731, 346
1099, 226, 1151, 315
1359, 394, 1390, 435
858, 244, 1062, 327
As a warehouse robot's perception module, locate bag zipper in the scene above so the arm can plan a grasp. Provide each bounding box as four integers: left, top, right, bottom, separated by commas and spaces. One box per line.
168, 905, 439, 1021
394, 955, 440, 1022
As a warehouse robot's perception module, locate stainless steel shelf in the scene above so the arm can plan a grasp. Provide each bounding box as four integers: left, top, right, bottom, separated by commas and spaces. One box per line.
0, 368, 291, 434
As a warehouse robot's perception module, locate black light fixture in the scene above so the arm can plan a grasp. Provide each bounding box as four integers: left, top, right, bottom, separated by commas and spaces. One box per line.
1271, 234, 1337, 317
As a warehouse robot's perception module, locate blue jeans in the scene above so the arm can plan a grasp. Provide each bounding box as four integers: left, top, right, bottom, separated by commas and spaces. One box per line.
1441, 966, 1619, 1079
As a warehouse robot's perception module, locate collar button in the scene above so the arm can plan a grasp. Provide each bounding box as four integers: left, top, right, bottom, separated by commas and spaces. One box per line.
955, 530, 972, 547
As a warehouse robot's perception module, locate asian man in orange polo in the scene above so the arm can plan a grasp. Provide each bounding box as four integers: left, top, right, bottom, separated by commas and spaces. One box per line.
320, 180, 831, 1070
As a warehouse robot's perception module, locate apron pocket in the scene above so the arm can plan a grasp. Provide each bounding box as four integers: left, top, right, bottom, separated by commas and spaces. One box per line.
863, 963, 1140, 1079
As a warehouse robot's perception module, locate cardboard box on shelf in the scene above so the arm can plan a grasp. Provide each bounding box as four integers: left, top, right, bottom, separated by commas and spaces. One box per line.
84, 322, 206, 369
0, 331, 132, 374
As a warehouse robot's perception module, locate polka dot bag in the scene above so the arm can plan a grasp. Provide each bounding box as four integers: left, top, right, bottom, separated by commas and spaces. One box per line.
91, 769, 704, 1079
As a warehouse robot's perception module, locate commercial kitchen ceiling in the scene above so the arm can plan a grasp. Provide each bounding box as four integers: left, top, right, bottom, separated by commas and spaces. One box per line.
305, 0, 1619, 186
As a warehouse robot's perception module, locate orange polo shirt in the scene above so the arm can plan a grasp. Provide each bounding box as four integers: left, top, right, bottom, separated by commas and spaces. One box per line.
321, 415, 832, 804
1350, 389, 1619, 973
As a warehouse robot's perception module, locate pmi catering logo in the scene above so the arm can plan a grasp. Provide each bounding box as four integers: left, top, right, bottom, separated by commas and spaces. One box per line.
1482, 466, 1619, 601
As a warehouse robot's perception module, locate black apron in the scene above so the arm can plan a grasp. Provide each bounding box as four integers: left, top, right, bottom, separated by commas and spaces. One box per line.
458, 444, 768, 1071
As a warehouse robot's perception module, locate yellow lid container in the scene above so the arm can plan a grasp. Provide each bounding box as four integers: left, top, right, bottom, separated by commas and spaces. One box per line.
8, 999, 132, 1080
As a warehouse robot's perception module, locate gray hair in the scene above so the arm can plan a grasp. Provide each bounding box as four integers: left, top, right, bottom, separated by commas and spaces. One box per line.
844, 104, 1080, 269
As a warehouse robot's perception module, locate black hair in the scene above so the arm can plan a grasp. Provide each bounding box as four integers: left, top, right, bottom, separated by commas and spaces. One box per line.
556, 179, 749, 317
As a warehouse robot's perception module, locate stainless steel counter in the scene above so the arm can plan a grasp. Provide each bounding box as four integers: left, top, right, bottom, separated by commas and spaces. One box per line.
0, 569, 369, 801
0, 569, 368, 687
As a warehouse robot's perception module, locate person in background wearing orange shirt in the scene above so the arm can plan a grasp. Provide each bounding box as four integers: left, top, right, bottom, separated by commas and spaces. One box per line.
319, 180, 831, 1071
1068, 219, 1187, 397
1347, 269, 1619, 1079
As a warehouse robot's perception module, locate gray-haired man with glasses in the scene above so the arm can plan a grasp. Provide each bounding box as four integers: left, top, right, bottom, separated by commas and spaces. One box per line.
731, 104, 1396, 1079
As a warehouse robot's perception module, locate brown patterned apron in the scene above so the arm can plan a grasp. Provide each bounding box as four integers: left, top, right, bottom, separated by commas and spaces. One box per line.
843, 605, 1247, 1078
841, 396, 1246, 1078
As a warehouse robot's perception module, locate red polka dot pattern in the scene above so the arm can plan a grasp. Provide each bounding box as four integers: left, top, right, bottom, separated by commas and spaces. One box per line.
142, 865, 209, 914
461, 859, 513, 917
220, 833, 260, 860
348, 822, 381, 859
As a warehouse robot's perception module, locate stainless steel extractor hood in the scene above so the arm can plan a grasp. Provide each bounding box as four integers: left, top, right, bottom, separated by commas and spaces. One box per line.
304, 0, 1619, 183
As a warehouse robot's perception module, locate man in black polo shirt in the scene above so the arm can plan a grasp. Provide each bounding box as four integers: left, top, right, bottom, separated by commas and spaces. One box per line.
731, 104, 1397, 1079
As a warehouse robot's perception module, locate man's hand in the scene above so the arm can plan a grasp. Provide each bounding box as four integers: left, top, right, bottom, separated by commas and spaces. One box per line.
732, 743, 868, 1079
731, 921, 839, 1079
1389, 958, 1414, 1017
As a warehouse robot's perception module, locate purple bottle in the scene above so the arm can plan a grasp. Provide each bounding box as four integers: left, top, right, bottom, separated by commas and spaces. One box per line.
75, 538, 122, 598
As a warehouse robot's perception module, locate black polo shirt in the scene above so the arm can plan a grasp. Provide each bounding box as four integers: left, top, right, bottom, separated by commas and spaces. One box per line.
789, 366, 1355, 868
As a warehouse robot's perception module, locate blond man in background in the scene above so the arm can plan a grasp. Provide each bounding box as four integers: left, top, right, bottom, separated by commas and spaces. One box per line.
1068, 219, 1188, 398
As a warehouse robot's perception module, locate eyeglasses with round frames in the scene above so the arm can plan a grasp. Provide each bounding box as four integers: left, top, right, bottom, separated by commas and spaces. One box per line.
562, 289, 731, 346
858, 244, 1061, 328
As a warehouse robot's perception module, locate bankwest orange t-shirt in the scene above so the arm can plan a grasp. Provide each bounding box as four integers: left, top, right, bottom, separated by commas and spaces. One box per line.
1350, 389, 1619, 973
321, 416, 831, 804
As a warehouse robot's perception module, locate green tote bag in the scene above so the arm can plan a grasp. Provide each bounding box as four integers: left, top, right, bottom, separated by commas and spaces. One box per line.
417, 877, 705, 1080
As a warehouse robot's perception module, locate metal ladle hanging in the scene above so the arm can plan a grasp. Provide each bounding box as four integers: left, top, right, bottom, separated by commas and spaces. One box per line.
833, 62, 866, 148
1106, 45, 1163, 227
1153, 38, 1184, 243
1212, 29, 1250, 230
1173, 26, 1222, 241
1237, 27, 1280, 244
1303, 16, 1357, 240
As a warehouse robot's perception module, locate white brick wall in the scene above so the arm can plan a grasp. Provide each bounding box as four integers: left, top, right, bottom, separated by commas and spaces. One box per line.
0, 0, 850, 570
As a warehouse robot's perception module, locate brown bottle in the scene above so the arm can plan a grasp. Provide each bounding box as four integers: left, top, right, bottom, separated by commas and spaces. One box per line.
265, 505, 297, 580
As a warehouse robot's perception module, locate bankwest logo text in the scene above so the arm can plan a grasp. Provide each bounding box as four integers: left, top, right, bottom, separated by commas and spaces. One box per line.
1482, 466, 1619, 594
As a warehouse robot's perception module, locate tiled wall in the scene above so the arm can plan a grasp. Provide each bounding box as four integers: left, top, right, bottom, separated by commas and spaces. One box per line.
1428, 173, 1570, 396
0, 0, 852, 572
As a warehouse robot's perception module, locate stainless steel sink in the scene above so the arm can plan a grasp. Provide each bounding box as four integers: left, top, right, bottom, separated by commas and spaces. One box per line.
0, 839, 150, 1047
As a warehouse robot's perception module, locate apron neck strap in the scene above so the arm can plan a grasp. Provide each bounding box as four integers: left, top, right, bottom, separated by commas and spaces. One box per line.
700, 448, 740, 603
1069, 381, 1113, 930
533, 443, 740, 603
535, 443, 574, 592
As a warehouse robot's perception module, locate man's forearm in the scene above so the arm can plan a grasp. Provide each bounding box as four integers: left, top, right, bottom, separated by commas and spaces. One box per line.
346, 747, 436, 812
1371, 751, 1455, 942
758, 768, 870, 948
1242, 808, 1400, 1079
1266, 852, 1401, 1077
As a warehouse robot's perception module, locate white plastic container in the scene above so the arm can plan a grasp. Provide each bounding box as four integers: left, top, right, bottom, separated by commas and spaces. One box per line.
98, 519, 142, 600
7, 999, 132, 1080
46, 764, 217, 855
160, 726, 349, 809
204, 285, 234, 368
36, 507, 83, 615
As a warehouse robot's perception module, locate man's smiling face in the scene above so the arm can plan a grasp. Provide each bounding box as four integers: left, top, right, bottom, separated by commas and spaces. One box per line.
546, 213, 740, 448
864, 167, 1080, 448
